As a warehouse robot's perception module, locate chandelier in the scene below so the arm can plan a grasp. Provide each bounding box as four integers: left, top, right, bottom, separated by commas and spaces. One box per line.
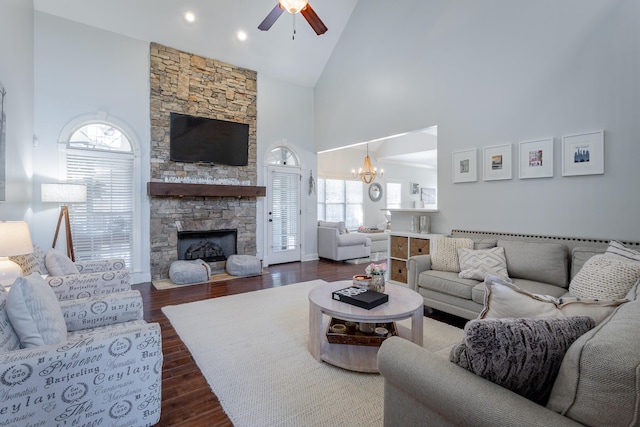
351, 144, 384, 184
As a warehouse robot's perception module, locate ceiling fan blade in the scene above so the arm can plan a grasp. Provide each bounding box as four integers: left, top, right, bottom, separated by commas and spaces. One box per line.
301, 3, 328, 35
258, 3, 285, 31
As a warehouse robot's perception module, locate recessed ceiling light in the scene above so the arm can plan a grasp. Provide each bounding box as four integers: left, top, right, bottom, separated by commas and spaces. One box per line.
237, 30, 248, 41
184, 11, 196, 23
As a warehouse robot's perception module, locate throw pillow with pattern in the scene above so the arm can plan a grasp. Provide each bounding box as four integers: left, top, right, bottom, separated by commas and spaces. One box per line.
457, 247, 509, 280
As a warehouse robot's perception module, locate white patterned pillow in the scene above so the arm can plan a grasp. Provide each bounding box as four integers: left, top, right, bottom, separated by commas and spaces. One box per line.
45, 248, 79, 276
9, 245, 48, 276
605, 240, 640, 262
431, 237, 474, 272
457, 247, 509, 280
480, 275, 626, 325
569, 254, 640, 300
6, 273, 67, 348
0, 285, 21, 353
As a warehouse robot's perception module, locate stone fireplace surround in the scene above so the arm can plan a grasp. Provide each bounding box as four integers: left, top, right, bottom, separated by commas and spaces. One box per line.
148, 43, 260, 280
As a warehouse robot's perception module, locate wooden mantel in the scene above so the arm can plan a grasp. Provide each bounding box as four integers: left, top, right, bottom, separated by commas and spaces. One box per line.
147, 182, 266, 198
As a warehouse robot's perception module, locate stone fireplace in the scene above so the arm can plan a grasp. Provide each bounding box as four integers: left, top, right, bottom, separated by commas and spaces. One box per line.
148, 43, 259, 280
178, 229, 237, 262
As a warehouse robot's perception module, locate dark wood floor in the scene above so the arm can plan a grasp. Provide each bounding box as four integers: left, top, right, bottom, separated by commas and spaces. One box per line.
133, 259, 467, 426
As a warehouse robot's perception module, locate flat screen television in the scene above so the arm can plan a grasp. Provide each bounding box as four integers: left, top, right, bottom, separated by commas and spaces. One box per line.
169, 112, 249, 166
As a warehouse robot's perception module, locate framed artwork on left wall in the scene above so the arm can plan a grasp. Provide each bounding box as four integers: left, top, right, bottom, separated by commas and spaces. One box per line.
0, 82, 6, 201
452, 149, 478, 183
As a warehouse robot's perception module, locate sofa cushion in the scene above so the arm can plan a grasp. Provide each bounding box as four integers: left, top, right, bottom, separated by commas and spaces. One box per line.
571, 246, 606, 279
0, 285, 20, 353
450, 316, 595, 405
472, 238, 498, 250
480, 275, 626, 325
431, 237, 474, 273
418, 270, 478, 300
6, 273, 67, 348
45, 248, 80, 276
569, 254, 640, 300
547, 281, 640, 426
9, 244, 48, 276
457, 247, 509, 281
498, 240, 568, 287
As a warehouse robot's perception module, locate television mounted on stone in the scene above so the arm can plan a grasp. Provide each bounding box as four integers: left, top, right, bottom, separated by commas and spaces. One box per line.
169, 112, 249, 166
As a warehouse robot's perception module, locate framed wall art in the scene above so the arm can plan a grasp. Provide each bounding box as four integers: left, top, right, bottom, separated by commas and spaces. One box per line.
562, 130, 604, 176
452, 149, 477, 183
518, 138, 554, 179
483, 144, 512, 181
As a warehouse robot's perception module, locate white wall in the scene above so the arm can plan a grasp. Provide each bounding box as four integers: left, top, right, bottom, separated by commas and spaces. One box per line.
33, 13, 151, 282
257, 74, 317, 262
315, 0, 640, 241
0, 0, 34, 223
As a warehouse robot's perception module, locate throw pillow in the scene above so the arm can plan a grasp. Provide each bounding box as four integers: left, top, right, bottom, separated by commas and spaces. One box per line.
480, 275, 626, 325
605, 240, 640, 262
450, 316, 595, 405
0, 285, 21, 353
569, 254, 640, 300
431, 237, 474, 273
45, 248, 80, 276
457, 247, 509, 281
6, 273, 67, 348
9, 244, 48, 276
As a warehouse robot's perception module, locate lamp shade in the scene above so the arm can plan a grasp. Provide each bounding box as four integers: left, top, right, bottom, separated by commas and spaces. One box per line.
0, 221, 33, 257
41, 183, 87, 203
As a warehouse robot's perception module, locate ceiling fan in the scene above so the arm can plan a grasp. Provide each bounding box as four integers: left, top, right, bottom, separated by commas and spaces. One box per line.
258, 0, 328, 36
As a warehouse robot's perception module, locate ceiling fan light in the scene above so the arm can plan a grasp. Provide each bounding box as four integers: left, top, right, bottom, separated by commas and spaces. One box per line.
279, 0, 308, 14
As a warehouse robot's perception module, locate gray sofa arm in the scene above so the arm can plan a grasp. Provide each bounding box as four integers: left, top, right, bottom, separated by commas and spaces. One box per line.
318, 226, 340, 259
60, 290, 144, 332
378, 337, 582, 427
407, 254, 431, 291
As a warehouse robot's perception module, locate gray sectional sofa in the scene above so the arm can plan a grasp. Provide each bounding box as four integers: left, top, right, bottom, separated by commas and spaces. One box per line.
407, 230, 611, 320
379, 229, 640, 426
317, 221, 371, 261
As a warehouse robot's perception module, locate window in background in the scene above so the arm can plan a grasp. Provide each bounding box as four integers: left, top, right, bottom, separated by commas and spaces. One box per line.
317, 178, 363, 229
386, 182, 402, 209
65, 123, 135, 267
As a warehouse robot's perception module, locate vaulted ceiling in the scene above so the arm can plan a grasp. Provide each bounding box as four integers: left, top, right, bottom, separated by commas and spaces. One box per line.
33, 0, 359, 88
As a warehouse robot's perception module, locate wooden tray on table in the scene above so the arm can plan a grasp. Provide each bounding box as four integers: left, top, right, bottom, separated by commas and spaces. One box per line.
326, 317, 397, 347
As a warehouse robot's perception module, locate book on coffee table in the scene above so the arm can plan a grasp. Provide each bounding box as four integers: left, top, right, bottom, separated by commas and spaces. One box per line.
331, 286, 389, 310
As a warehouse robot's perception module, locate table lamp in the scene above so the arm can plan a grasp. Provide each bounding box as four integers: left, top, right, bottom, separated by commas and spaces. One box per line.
0, 221, 34, 287
41, 183, 87, 261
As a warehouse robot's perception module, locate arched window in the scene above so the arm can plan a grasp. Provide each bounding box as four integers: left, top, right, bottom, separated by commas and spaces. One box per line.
267, 146, 300, 166
64, 122, 136, 267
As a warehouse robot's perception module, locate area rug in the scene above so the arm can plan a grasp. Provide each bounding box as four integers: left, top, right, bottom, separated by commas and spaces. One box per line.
152, 270, 269, 290
162, 280, 464, 427
345, 251, 389, 265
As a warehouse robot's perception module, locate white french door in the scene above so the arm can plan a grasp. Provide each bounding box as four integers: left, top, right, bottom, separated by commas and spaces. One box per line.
267, 166, 301, 264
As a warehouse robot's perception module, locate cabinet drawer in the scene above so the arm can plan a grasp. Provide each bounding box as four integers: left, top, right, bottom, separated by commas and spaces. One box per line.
410, 238, 430, 257
390, 236, 408, 259
391, 259, 407, 283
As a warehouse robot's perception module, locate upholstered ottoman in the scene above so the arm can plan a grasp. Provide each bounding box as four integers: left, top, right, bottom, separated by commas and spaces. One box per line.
226, 255, 262, 276
169, 259, 211, 285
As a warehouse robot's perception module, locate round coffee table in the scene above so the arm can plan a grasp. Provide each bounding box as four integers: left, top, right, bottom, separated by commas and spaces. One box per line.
308, 280, 423, 373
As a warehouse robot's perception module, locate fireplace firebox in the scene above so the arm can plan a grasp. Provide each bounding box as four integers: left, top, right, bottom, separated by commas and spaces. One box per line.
177, 229, 237, 262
